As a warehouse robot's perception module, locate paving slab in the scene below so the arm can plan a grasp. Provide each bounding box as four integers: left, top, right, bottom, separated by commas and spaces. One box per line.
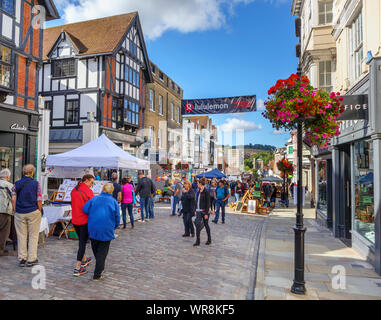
255, 203, 381, 300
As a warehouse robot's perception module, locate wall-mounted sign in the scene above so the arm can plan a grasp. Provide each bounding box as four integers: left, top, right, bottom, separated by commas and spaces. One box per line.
182, 95, 256, 115
339, 94, 369, 121
10, 123, 27, 131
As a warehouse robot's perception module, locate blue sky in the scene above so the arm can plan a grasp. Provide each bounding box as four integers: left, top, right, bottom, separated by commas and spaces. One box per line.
47, 0, 296, 148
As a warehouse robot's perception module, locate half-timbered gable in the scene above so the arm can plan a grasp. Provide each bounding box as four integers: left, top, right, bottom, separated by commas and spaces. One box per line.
41, 12, 152, 150
0, 0, 59, 180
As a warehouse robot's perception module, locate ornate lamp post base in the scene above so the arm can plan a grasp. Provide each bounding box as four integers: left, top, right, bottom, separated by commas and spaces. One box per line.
291, 225, 307, 294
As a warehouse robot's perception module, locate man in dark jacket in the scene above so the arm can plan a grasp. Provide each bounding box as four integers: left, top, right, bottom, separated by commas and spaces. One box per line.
11, 164, 42, 267
135, 171, 156, 222
194, 178, 211, 246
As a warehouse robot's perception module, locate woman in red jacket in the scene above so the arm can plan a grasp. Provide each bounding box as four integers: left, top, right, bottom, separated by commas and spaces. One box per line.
70, 174, 95, 276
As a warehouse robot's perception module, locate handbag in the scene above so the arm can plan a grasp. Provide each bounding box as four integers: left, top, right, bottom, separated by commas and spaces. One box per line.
194, 212, 205, 231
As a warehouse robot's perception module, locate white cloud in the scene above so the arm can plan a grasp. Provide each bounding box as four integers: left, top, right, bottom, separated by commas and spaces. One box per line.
58, 0, 258, 40
257, 99, 265, 111
218, 118, 263, 132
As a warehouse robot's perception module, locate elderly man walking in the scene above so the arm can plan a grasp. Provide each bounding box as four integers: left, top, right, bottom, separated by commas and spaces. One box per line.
11, 164, 42, 267
0, 169, 14, 256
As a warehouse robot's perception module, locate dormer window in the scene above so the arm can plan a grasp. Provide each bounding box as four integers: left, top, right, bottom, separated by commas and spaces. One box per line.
52, 59, 76, 78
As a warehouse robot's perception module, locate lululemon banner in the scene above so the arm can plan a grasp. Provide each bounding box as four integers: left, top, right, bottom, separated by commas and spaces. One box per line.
182, 95, 256, 115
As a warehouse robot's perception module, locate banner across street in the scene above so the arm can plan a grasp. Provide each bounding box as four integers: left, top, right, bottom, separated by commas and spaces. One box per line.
181, 95, 257, 115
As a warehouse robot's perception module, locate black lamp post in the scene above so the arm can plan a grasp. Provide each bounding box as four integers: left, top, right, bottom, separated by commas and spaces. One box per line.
291, 65, 307, 295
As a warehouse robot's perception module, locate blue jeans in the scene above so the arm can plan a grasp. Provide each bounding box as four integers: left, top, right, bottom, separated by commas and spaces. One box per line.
148, 197, 154, 219
172, 196, 180, 215
121, 203, 134, 227
140, 197, 150, 221
215, 200, 226, 222
235, 193, 239, 202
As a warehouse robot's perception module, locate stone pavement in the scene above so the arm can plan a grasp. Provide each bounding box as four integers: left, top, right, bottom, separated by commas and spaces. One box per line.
254, 204, 381, 300
0, 203, 264, 300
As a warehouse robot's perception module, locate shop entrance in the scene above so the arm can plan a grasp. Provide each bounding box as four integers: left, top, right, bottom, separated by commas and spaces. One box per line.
339, 145, 352, 245
0, 132, 26, 183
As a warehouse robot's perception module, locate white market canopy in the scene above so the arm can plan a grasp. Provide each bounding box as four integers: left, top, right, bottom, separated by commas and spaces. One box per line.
46, 134, 150, 170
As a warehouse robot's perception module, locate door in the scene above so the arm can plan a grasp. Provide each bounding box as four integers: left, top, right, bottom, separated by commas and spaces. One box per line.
340, 145, 352, 245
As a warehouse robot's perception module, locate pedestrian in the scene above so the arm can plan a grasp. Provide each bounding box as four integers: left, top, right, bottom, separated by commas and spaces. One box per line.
82, 183, 120, 282
180, 180, 195, 238
236, 181, 242, 202
111, 172, 122, 203
135, 171, 156, 222
121, 176, 136, 229
193, 178, 211, 246
170, 179, 182, 216
70, 174, 95, 276
270, 183, 277, 208
191, 178, 198, 196
0, 169, 14, 256
209, 180, 217, 212
11, 164, 42, 267
230, 180, 237, 203
212, 180, 230, 224
94, 169, 101, 181
289, 182, 295, 198
263, 183, 272, 208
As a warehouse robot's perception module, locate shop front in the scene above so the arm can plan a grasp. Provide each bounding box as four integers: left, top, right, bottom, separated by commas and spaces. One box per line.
331, 57, 381, 274
313, 145, 333, 230
0, 108, 39, 183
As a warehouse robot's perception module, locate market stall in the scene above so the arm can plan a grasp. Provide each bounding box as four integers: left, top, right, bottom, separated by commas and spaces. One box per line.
196, 169, 227, 179
43, 134, 150, 238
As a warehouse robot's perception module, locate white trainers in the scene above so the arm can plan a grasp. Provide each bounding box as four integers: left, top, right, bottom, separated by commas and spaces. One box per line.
139, 220, 145, 223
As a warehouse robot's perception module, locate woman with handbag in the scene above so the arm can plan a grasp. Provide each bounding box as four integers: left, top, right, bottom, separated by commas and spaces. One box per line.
70, 174, 95, 276
194, 178, 211, 246
180, 180, 195, 238
121, 176, 136, 229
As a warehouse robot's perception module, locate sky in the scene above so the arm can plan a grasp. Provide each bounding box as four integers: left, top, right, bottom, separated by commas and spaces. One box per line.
46, 0, 297, 148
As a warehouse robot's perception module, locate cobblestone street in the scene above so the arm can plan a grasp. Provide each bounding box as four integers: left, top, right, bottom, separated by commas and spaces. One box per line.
0, 204, 265, 300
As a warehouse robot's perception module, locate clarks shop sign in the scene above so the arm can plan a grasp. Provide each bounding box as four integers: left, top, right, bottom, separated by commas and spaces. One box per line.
10, 123, 27, 131
182, 95, 256, 115
0, 109, 29, 132
339, 94, 369, 121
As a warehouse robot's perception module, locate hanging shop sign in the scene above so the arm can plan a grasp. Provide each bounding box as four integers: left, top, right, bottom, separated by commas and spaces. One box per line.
339, 94, 369, 121
182, 95, 256, 115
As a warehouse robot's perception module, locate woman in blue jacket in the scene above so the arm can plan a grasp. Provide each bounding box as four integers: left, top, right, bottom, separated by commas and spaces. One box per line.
83, 183, 120, 281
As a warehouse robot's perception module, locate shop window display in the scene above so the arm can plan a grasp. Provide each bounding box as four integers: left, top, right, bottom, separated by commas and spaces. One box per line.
317, 160, 328, 215
354, 140, 374, 243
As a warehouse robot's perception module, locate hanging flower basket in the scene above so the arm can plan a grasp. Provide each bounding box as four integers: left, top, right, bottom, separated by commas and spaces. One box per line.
277, 159, 295, 177
263, 74, 344, 148
160, 158, 172, 171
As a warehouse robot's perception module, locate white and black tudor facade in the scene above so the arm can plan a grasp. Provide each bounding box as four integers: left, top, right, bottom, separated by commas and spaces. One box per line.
39, 12, 153, 153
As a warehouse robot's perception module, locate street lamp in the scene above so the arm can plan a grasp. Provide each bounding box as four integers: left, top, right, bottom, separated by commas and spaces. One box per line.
291, 64, 307, 295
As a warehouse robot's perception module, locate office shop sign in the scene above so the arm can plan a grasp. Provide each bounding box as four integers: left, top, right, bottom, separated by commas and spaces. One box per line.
339, 94, 369, 121
182, 95, 257, 115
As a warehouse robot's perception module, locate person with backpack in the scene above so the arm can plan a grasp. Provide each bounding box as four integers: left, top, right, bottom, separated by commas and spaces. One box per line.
70, 174, 95, 276
121, 176, 136, 229
0, 169, 14, 256
212, 180, 230, 224
11, 164, 42, 267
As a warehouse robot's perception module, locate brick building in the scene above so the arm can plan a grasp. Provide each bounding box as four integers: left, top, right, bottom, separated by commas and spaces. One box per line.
143, 61, 183, 167
0, 0, 59, 182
